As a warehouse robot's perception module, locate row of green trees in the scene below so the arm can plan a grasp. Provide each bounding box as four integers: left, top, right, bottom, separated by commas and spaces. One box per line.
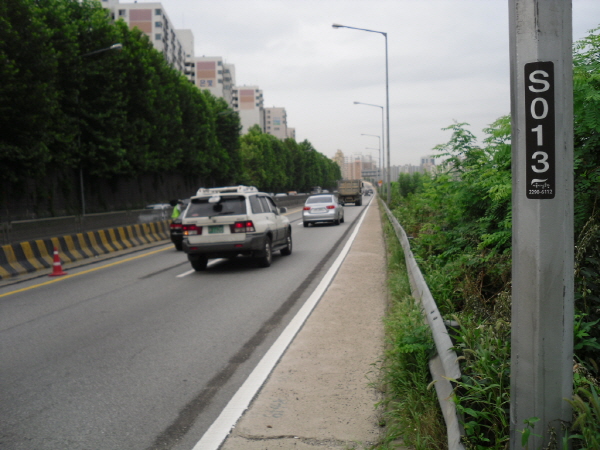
386, 26, 600, 449
0, 0, 339, 206
239, 126, 340, 192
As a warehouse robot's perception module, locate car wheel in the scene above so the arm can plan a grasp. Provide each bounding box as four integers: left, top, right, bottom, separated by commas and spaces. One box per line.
334, 217, 340, 225
189, 255, 208, 271
303, 222, 308, 228
280, 231, 292, 256
341, 215, 345, 223
257, 237, 272, 267
174, 241, 183, 251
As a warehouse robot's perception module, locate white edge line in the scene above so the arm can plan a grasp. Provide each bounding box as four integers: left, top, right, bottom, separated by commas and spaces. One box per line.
192, 200, 372, 450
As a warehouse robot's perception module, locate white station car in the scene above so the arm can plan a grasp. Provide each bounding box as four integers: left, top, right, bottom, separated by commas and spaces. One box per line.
181, 186, 292, 271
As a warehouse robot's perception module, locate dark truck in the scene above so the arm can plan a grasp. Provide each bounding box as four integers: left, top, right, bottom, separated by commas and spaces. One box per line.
337, 179, 363, 206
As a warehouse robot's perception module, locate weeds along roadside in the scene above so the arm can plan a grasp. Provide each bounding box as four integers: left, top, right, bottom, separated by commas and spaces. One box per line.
375, 208, 447, 450
388, 164, 600, 448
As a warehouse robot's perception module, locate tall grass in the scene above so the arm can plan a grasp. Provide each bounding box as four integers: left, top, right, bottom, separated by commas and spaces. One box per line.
375, 214, 447, 449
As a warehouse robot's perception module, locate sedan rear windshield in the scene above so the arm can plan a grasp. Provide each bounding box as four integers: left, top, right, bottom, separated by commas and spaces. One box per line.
306, 195, 334, 204
186, 196, 247, 218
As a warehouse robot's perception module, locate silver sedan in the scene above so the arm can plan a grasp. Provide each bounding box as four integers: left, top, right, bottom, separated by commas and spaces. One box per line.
302, 194, 344, 227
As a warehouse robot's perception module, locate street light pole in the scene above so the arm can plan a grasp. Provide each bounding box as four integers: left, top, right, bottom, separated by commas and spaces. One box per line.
335, 24, 391, 203
78, 43, 123, 217
360, 133, 381, 182
365, 147, 381, 184
354, 102, 385, 191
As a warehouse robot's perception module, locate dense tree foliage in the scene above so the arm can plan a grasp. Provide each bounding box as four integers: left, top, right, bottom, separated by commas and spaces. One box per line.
0, 0, 338, 214
239, 126, 340, 192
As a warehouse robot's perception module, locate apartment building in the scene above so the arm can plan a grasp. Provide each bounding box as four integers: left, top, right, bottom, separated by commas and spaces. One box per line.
104, 0, 186, 72
101, 1, 294, 140
263, 107, 288, 140
183, 57, 237, 106
231, 86, 264, 134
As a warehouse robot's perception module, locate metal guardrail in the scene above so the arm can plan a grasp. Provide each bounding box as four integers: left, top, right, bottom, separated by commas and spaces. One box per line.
381, 200, 465, 450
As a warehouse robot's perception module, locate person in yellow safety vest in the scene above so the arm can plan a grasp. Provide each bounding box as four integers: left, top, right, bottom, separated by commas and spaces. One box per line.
171, 200, 184, 220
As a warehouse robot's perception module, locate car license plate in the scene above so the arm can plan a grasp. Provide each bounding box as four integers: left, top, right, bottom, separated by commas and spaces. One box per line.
208, 225, 224, 234
313, 208, 326, 213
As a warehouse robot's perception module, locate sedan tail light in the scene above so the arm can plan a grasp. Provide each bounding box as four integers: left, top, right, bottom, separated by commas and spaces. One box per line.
326, 205, 335, 209
170, 222, 182, 230
231, 221, 256, 233
183, 224, 201, 235
303, 206, 311, 211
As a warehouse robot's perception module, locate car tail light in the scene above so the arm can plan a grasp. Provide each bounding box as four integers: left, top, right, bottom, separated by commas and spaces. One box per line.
326, 205, 335, 209
231, 221, 255, 233
183, 224, 201, 235
170, 223, 182, 230
303, 206, 311, 210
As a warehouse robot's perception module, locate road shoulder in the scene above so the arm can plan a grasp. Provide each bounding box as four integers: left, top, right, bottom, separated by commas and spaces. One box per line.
221, 200, 387, 449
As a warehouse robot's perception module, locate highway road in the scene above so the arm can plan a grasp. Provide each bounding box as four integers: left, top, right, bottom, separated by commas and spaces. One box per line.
0, 196, 372, 450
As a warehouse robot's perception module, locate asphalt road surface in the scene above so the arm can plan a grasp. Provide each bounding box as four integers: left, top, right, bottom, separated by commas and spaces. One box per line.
0, 197, 371, 450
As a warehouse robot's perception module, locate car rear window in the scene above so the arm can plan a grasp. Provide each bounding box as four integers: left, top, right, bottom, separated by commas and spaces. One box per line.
186, 196, 247, 217
250, 195, 278, 214
306, 195, 333, 204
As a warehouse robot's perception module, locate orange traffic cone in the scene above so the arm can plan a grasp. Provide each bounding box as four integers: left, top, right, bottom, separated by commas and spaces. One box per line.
48, 247, 68, 277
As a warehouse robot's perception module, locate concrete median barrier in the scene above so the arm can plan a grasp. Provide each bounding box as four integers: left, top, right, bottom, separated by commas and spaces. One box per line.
0, 221, 169, 280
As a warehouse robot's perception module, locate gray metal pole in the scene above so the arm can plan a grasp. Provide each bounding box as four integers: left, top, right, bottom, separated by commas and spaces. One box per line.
509, 1, 574, 448
380, 106, 385, 190
354, 102, 385, 190
384, 32, 391, 204
334, 25, 390, 201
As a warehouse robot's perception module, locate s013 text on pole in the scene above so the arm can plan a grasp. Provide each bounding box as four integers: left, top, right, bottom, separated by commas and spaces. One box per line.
525, 61, 555, 199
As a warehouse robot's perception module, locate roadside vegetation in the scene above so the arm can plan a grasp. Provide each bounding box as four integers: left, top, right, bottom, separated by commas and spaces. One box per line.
376, 26, 600, 449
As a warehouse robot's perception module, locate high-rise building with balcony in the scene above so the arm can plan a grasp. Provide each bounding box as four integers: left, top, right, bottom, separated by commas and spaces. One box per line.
231, 86, 264, 133
186, 57, 236, 104
104, 0, 187, 72
263, 107, 288, 140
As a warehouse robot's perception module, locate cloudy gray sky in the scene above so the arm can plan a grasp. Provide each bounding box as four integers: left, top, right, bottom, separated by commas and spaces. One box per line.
133, 0, 600, 166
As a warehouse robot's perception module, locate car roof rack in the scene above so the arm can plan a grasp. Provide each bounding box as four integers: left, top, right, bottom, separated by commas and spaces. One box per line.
196, 185, 259, 196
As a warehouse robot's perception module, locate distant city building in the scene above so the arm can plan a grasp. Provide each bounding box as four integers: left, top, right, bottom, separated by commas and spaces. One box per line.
176, 29, 194, 59
232, 86, 264, 133
222, 63, 236, 105
263, 107, 288, 140
333, 150, 345, 177
188, 56, 222, 97
105, 0, 186, 72
421, 157, 437, 173
103, 0, 296, 138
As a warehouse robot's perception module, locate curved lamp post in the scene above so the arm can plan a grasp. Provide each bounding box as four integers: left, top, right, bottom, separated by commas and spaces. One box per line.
365, 147, 381, 184
361, 133, 382, 186
354, 102, 385, 190
334, 24, 390, 203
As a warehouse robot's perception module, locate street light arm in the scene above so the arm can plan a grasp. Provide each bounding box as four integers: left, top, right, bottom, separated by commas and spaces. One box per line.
332, 23, 387, 37
354, 101, 383, 110
81, 43, 123, 58
336, 22, 391, 202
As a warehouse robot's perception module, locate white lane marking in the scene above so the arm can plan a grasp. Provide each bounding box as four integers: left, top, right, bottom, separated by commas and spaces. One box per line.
176, 269, 195, 278
192, 200, 372, 450
176, 259, 226, 277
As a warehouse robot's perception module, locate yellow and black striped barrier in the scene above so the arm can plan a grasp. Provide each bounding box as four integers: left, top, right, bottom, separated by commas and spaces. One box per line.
0, 221, 169, 280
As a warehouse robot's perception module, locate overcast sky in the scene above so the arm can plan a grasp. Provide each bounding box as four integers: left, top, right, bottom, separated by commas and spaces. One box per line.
128, 0, 600, 166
